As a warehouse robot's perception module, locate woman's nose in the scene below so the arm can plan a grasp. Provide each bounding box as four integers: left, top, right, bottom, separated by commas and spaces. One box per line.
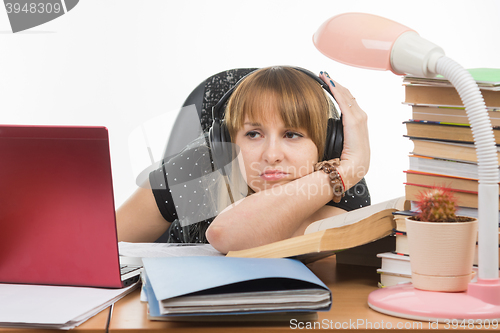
262, 138, 284, 164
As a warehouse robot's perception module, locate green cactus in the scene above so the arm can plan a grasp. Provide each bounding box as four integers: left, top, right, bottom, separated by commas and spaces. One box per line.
416, 187, 457, 222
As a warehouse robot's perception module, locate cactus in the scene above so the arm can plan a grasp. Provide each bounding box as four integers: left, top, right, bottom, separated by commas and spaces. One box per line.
415, 187, 457, 222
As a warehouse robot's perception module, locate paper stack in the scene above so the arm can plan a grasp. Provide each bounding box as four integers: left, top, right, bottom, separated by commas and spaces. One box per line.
0, 282, 138, 330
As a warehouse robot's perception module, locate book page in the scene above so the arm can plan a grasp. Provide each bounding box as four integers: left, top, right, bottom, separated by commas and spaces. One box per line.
304, 197, 407, 235
118, 242, 223, 258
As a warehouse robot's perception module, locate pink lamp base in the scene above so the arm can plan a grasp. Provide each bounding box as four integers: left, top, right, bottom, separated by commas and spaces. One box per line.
368, 281, 500, 323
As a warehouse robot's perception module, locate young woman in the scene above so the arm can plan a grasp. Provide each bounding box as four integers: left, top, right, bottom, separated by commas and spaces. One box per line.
116, 66, 370, 254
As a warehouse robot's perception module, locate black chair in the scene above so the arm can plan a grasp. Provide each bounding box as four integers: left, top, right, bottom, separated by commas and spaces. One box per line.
162, 68, 258, 161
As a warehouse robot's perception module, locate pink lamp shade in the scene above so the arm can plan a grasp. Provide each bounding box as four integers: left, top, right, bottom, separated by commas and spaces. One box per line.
313, 13, 414, 75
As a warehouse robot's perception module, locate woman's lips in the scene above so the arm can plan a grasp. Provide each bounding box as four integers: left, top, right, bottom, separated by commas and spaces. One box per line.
260, 170, 288, 181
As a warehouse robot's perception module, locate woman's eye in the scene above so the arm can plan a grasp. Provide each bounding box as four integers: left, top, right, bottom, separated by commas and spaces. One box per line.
245, 131, 261, 139
285, 131, 303, 139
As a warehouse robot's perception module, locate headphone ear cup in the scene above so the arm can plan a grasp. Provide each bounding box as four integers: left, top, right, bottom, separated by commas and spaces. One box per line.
209, 120, 233, 172
323, 118, 344, 160
219, 121, 230, 146
209, 121, 222, 169
219, 121, 234, 169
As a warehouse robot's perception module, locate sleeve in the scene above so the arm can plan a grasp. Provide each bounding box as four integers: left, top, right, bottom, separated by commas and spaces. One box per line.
149, 136, 216, 244
326, 177, 371, 211
149, 164, 178, 223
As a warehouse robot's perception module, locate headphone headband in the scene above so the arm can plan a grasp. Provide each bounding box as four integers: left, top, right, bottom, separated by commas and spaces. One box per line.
211, 66, 335, 124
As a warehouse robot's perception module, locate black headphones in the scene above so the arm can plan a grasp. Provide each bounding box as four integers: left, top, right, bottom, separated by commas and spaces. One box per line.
209, 67, 343, 172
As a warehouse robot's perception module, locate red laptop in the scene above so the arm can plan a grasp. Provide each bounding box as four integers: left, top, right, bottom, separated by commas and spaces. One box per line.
0, 125, 140, 288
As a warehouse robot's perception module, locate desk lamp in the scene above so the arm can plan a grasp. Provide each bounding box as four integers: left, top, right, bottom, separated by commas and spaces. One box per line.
314, 12, 500, 322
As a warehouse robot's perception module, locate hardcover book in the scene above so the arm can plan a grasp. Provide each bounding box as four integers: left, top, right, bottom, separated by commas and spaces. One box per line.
405, 121, 500, 144
405, 184, 500, 209
408, 155, 500, 180
408, 137, 500, 164
404, 84, 500, 108
404, 171, 499, 194
410, 105, 500, 126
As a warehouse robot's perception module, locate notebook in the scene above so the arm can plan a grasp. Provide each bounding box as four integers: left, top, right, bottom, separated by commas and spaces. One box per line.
0, 125, 141, 288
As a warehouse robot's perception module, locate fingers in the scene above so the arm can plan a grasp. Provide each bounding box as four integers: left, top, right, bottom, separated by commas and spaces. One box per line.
319, 72, 357, 111
319, 72, 367, 123
320, 71, 336, 90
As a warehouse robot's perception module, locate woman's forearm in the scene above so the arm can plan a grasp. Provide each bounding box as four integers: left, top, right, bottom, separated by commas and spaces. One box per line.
116, 185, 170, 243
206, 170, 335, 253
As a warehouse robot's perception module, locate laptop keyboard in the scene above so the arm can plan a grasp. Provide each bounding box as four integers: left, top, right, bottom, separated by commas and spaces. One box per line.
120, 264, 142, 276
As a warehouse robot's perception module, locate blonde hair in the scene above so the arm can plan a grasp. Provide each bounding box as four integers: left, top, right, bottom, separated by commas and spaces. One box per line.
224, 66, 336, 159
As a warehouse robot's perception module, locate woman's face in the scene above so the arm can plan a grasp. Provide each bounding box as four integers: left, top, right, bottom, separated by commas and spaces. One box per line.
234, 111, 319, 193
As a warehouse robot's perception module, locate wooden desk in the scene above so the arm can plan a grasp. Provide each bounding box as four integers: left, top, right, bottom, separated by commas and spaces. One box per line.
0, 307, 110, 333
108, 256, 457, 332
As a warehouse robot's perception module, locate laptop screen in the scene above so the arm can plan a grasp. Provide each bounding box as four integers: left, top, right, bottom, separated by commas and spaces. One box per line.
0, 125, 124, 288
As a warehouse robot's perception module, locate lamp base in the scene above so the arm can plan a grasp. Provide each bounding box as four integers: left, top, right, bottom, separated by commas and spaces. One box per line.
368, 281, 500, 323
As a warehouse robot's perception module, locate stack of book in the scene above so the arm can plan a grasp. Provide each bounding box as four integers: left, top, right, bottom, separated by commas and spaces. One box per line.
376, 213, 412, 287
376, 252, 411, 288
377, 69, 500, 288
402, 68, 500, 216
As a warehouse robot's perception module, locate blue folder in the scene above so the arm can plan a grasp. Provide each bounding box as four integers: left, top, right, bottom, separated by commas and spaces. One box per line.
142, 256, 332, 318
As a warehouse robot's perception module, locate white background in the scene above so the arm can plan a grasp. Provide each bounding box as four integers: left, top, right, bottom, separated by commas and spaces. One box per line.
0, 0, 499, 208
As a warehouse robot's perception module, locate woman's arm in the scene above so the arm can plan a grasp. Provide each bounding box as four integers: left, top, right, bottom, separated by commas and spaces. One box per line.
206, 170, 338, 253
116, 182, 170, 243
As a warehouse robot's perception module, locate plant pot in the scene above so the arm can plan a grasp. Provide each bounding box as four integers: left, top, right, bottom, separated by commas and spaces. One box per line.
405, 217, 478, 292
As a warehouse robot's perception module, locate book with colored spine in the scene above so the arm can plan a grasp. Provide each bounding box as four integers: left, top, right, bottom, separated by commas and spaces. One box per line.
408, 137, 500, 164
410, 105, 500, 126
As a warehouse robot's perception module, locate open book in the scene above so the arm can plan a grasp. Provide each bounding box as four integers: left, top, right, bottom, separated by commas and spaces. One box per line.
226, 197, 409, 263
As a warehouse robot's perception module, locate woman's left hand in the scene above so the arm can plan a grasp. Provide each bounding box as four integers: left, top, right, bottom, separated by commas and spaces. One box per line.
319, 72, 370, 188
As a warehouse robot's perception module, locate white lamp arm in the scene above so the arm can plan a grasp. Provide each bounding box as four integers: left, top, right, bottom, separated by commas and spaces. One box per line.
436, 56, 500, 280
